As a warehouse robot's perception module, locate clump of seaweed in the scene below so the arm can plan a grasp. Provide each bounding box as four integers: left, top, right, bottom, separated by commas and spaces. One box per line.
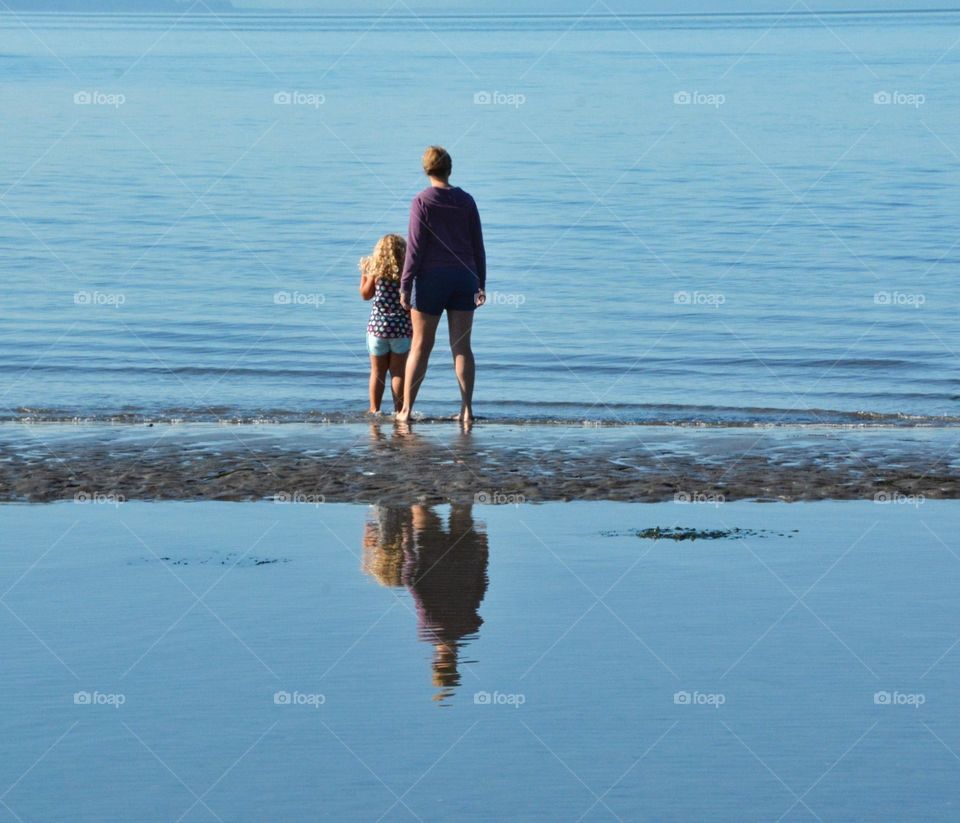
130, 553, 291, 567
601, 527, 797, 541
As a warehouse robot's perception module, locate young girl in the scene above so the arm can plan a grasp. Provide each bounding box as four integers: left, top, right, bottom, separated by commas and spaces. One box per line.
359, 234, 412, 414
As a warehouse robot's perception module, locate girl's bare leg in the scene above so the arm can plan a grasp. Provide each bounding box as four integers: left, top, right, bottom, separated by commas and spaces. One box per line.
388, 351, 408, 413
447, 310, 476, 423
396, 311, 440, 422
368, 354, 389, 413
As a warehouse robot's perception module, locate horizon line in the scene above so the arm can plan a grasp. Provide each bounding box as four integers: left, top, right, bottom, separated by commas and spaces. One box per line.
3, 6, 960, 17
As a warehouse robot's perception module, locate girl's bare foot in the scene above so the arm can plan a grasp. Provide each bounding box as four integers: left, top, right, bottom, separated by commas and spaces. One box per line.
395, 409, 411, 423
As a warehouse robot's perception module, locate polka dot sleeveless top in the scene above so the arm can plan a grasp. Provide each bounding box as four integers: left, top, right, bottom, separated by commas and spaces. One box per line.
367, 278, 413, 339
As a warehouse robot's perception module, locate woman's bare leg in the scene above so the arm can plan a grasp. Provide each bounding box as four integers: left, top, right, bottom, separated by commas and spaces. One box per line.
368, 354, 389, 413
388, 351, 408, 413
396, 311, 440, 422
447, 310, 476, 422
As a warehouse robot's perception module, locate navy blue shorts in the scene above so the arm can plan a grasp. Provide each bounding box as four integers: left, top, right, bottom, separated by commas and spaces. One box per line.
411, 268, 479, 316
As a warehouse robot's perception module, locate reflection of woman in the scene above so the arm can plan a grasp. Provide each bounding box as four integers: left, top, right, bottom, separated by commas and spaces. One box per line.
362, 504, 489, 701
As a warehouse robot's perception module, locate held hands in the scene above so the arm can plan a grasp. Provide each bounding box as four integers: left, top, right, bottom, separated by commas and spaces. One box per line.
398, 289, 484, 310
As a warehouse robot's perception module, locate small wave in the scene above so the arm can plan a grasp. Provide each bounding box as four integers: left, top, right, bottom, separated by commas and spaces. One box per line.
5, 403, 960, 429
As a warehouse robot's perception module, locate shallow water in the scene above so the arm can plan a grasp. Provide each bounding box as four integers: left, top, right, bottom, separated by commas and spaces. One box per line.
2, 10, 959, 425
1, 500, 959, 820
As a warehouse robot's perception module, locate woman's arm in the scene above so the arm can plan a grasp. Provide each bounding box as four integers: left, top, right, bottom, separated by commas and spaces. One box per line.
400, 197, 426, 298
471, 199, 487, 305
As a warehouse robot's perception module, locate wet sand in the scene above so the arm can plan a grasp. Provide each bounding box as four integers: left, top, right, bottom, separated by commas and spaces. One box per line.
1, 422, 958, 503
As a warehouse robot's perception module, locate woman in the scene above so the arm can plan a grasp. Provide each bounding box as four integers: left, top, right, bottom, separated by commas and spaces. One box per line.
396, 146, 486, 423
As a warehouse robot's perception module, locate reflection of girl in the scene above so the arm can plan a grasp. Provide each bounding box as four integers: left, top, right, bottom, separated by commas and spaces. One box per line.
361, 505, 411, 588
360, 504, 489, 701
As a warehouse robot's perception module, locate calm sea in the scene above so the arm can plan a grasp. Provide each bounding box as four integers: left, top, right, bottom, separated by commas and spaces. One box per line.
1, 10, 959, 425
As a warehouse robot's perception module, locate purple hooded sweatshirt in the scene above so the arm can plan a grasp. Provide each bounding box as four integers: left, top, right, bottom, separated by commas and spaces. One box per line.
400, 186, 486, 294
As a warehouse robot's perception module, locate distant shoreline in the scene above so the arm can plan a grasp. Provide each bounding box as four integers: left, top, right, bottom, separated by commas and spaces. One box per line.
2, 6, 958, 15
1, 1, 235, 12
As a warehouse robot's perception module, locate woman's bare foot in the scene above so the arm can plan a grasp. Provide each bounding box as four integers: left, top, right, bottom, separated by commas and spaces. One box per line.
395, 409, 411, 423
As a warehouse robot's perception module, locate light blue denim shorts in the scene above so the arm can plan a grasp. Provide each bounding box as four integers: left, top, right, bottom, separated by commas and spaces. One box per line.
367, 333, 411, 357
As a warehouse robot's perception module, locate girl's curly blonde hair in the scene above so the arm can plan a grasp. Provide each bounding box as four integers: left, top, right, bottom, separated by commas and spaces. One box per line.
360, 233, 406, 283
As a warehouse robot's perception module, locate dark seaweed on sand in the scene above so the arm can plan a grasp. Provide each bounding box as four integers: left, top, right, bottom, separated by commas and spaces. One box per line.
600, 527, 798, 541
131, 553, 291, 567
